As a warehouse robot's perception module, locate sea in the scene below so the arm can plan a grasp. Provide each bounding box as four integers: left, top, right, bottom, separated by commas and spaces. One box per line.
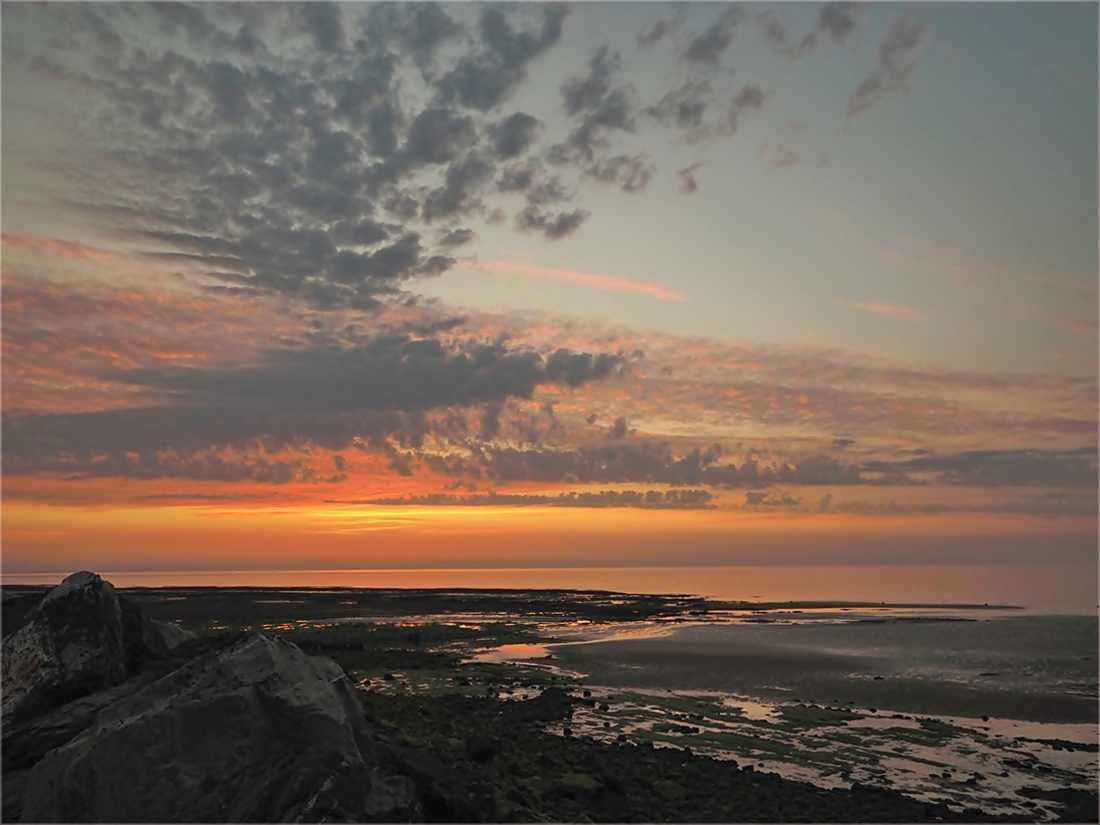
2, 562, 1096, 615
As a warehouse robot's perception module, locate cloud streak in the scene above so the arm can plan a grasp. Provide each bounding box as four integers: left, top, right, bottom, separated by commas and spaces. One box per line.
475, 259, 686, 302
840, 300, 931, 322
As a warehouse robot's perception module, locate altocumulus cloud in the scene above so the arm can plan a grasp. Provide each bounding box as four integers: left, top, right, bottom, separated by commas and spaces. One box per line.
7, 1, 775, 312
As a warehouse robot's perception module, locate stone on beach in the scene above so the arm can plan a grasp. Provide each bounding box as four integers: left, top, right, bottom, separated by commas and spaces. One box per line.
20, 633, 415, 822
1, 572, 129, 734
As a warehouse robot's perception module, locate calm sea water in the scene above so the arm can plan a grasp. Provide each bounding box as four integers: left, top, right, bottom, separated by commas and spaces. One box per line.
4, 563, 1096, 615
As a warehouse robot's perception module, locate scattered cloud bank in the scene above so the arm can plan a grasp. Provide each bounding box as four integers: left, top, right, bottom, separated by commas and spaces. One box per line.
350, 489, 716, 510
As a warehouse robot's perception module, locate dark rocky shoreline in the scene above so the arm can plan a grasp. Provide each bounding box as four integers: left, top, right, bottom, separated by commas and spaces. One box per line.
1, 573, 1094, 823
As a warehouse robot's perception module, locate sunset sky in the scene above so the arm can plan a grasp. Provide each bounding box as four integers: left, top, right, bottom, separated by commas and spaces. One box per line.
2, 2, 1097, 584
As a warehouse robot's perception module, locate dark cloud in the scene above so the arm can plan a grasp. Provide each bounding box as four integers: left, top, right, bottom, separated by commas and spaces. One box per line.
683, 7, 748, 68
1, 336, 630, 481
637, 6, 688, 48
645, 80, 712, 131
847, 10, 927, 118
440, 442, 864, 489
436, 4, 569, 112
827, 493, 1098, 519
488, 112, 541, 159
586, 154, 655, 194
7, 4, 582, 311
439, 228, 475, 248
724, 84, 767, 135
893, 448, 1099, 488
359, 3, 460, 69
545, 349, 624, 387
351, 489, 716, 510
514, 206, 590, 241
293, 2, 345, 52
608, 416, 629, 440
818, 2, 862, 45
421, 151, 496, 223
756, 3, 862, 60
744, 491, 802, 508
551, 46, 639, 167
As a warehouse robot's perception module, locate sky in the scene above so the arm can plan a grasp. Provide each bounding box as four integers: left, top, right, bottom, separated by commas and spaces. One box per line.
2, 2, 1097, 586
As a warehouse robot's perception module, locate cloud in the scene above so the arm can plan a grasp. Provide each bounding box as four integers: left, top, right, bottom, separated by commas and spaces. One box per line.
5, 3, 597, 311
758, 122, 822, 169
487, 112, 542, 159
637, 6, 688, 49
847, 10, 927, 118
893, 448, 1099, 488
551, 45, 639, 169
475, 259, 686, 302
723, 85, 767, 135
645, 80, 712, 131
585, 153, 656, 194
433, 442, 865, 489
436, 4, 569, 112
744, 491, 802, 508
840, 300, 931, 322
353, 488, 716, 510
1, 334, 629, 480
683, 7, 748, 68
1, 234, 118, 262
676, 161, 708, 194
439, 228, 475, 248
359, 3, 461, 69
514, 206, 590, 241
756, 3, 862, 60
827, 492, 1098, 519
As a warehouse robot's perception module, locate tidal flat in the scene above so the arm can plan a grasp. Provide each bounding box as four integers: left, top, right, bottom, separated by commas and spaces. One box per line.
6, 582, 1094, 822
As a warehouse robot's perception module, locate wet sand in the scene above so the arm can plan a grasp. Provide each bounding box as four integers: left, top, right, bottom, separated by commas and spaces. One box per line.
549, 617, 1099, 724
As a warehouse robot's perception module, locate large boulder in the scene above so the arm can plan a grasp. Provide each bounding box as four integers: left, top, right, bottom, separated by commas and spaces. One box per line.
20, 633, 417, 823
1, 572, 128, 733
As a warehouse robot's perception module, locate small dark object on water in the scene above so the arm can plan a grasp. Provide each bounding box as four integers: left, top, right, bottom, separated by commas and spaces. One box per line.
604, 721, 611, 727
583, 689, 591, 698
982, 715, 989, 722
873, 675, 884, 681
563, 727, 572, 737
383, 672, 395, 681
599, 702, 610, 711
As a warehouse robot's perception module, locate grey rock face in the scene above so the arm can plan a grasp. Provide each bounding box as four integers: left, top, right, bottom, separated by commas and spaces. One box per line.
20, 634, 417, 823
1, 572, 127, 734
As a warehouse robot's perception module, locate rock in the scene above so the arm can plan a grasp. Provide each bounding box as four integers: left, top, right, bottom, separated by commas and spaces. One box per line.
2, 572, 127, 733
118, 596, 198, 671
20, 634, 416, 823
2, 673, 157, 773
2, 590, 48, 640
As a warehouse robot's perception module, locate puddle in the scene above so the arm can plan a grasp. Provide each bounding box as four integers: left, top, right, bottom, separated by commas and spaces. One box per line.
470, 643, 552, 663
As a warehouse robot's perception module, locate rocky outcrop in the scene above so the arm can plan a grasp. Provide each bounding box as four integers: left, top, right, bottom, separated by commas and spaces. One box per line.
118, 594, 197, 670
19, 633, 417, 823
1, 572, 128, 733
